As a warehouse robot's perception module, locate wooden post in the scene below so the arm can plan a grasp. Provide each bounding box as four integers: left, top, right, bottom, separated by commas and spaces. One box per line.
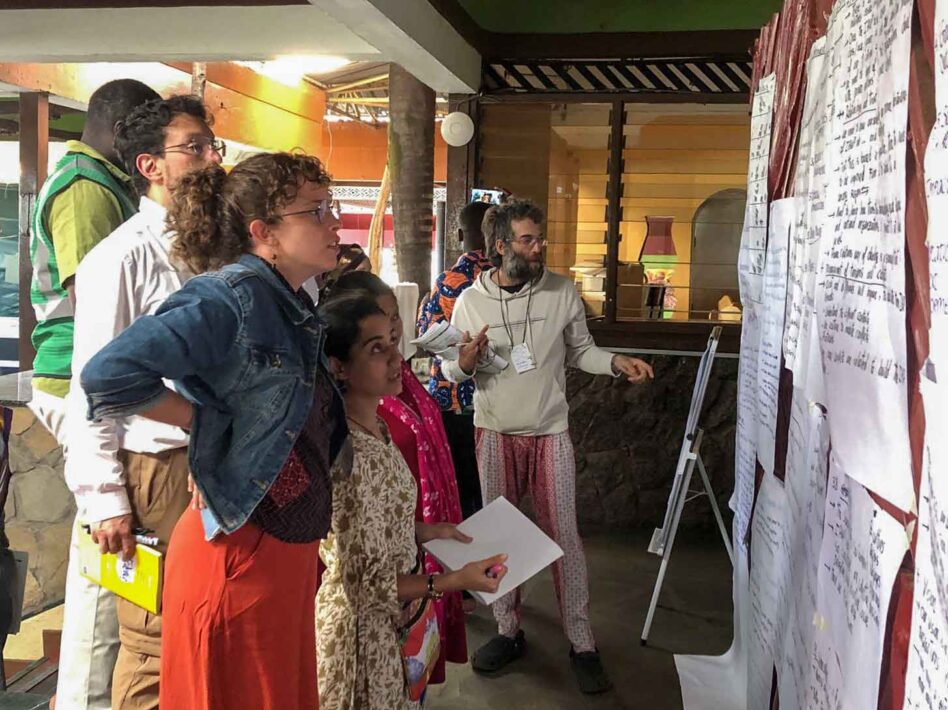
18, 93, 48, 371
388, 64, 435, 296
604, 100, 624, 324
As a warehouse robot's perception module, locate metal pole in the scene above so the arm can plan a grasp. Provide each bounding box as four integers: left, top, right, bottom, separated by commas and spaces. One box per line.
434, 200, 446, 277
641, 428, 705, 645
697, 455, 734, 565
641, 448, 698, 645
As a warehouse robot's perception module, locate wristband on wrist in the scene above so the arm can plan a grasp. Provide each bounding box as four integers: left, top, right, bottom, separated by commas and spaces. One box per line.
426, 574, 444, 600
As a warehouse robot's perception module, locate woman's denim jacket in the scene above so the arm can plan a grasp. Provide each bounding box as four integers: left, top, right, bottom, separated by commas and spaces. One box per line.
82, 254, 347, 537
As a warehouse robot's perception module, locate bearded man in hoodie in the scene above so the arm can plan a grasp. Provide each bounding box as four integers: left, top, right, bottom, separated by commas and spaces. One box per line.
443, 197, 653, 695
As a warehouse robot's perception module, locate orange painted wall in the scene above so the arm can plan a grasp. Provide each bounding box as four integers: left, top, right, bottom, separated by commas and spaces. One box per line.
321, 120, 447, 182
0, 61, 326, 155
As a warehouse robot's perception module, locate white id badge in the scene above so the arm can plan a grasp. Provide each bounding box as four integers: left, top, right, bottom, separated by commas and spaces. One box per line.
511, 343, 536, 374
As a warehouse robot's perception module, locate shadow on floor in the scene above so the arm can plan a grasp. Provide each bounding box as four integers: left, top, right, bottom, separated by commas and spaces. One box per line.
426, 529, 734, 710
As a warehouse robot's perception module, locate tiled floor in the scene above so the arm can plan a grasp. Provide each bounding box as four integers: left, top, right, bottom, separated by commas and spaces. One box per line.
426, 529, 734, 710
0, 529, 733, 710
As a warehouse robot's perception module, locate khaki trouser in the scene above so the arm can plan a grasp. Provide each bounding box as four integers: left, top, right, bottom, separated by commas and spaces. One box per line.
111, 447, 191, 710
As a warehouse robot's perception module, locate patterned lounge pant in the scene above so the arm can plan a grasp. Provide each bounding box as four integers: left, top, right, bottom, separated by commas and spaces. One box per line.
474, 428, 596, 652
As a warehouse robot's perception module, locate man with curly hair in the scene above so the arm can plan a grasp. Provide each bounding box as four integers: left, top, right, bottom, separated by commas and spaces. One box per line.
62, 95, 222, 710
444, 197, 653, 695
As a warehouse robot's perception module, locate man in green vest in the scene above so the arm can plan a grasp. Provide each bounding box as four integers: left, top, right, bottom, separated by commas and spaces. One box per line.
27, 79, 159, 710
29, 78, 160, 444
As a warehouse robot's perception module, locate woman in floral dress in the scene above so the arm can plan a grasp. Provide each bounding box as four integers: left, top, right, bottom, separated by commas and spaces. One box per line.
316, 293, 507, 709
329, 271, 470, 682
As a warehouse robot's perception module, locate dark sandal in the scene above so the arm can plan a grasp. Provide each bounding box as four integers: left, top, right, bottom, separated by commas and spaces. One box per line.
570, 648, 613, 694
471, 631, 527, 673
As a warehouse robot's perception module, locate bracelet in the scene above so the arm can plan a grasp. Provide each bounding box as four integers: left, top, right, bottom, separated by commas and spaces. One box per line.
426, 574, 444, 600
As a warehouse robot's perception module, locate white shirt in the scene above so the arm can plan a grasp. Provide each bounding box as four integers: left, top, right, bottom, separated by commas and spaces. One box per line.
66, 196, 192, 524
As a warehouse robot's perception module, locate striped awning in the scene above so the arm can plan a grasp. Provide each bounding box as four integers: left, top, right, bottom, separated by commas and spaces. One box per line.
483, 58, 753, 95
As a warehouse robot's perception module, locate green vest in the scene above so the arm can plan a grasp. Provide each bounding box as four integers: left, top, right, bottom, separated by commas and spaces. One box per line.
30, 152, 137, 381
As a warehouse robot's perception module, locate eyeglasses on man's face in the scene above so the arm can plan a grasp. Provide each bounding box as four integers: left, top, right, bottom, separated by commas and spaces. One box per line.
277, 197, 342, 224
512, 235, 547, 248
162, 138, 227, 159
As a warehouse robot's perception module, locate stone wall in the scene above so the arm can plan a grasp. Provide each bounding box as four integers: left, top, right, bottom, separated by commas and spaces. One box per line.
568, 353, 738, 532
4, 408, 74, 618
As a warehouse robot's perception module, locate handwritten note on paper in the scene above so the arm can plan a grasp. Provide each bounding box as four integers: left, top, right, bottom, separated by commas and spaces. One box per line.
738, 73, 777, 307
814, 0, 915, 512
778, 390, 830, 706
757, 198, 796, 476
801, 623, 846, 710
926, 0, 948, 367
786, 393, 829, 617
904, 376, 948, 708
731, 306, 760, 549
785, 37, 831, 385
816, 456, 909, 710
747, 472, 792, 709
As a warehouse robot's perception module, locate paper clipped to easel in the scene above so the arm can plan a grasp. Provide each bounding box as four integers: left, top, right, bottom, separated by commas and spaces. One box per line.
77, 527, 163, 614
411, 321, 508, 374
423, 497, 563, 605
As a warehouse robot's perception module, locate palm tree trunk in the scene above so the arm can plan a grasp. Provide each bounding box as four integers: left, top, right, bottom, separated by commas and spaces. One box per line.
388, 64, 434, 295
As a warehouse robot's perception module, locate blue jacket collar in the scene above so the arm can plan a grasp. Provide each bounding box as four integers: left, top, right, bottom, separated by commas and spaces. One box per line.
238, 254, 316, 327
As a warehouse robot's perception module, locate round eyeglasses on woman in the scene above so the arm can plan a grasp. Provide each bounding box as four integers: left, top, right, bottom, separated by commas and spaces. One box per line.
277, 198, 342, 224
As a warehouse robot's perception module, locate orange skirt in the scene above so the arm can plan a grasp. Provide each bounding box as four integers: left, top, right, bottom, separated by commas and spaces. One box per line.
159, 507, 319, 710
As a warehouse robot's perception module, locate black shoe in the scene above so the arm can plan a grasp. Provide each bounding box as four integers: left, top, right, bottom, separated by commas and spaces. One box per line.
570, 648, 613, 694
471, 631, 527, 673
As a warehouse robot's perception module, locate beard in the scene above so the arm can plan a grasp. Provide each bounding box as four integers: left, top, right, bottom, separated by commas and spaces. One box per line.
501, 249, 543, 282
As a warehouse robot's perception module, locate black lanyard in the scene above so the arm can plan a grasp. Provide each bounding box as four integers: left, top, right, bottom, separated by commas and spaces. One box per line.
499, 278, 534, 348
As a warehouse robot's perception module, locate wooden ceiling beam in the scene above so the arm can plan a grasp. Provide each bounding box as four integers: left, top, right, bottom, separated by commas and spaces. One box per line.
0, 1, 304, 7
425, 1, 757, 60
325, 73, 389, 94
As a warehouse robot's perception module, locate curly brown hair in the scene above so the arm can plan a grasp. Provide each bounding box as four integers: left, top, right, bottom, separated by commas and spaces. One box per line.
168, 152, 332, 273
483, 197, 544, 268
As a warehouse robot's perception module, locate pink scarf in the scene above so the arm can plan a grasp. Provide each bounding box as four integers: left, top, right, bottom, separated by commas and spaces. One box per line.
378, 359, 467, 679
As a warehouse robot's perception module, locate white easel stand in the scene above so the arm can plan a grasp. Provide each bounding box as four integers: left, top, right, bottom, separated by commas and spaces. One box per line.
640, 428, 734, 645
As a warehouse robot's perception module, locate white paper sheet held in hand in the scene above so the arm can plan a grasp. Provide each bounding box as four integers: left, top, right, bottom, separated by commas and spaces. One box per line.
423, 497, 563, 605
411, 321, 508, 374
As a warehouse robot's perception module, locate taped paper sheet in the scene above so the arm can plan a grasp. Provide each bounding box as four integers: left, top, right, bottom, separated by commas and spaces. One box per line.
925, 0, 948, 366
814, 456, 909, 710
814, 0, 915, 512
756, 198, 796, 475
904, 375, 948, 708
737, 73, 776, 307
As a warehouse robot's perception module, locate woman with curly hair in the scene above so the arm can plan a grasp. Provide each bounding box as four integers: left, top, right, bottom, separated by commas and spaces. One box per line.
80, 152, 346, 709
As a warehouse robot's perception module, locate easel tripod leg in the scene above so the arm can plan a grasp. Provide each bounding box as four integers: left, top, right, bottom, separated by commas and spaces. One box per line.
696, 455, 733, 566
641, 456, 695, 645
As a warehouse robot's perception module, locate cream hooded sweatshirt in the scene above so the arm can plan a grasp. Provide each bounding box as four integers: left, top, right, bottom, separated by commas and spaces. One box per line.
442, 267, 616, 436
